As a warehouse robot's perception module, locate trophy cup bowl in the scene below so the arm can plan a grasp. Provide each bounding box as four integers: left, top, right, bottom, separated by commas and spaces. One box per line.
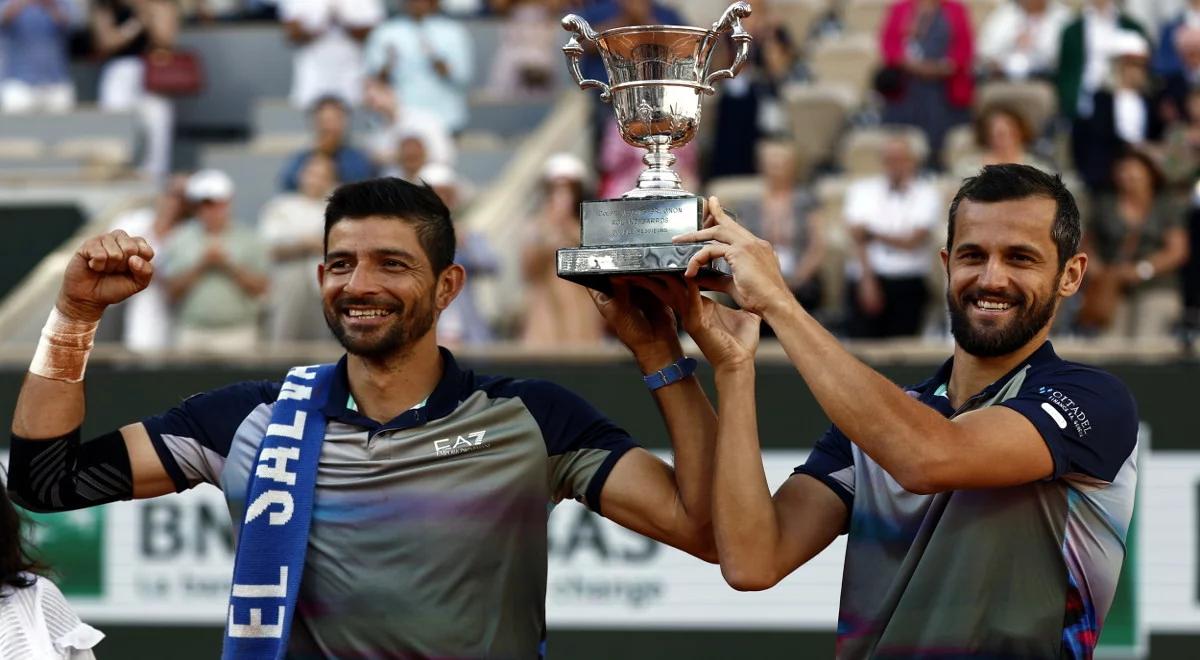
556, 2, 753, 289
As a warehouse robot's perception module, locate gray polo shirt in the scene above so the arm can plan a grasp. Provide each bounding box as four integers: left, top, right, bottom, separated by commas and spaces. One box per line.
141, 349, 638, 658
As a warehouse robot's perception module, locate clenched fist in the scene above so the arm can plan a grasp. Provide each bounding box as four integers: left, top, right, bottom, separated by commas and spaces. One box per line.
58, 230, 155, 322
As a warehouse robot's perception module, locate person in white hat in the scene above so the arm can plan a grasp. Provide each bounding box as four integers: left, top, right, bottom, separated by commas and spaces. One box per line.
160, 169, 270, 353
520, 153, 606, 346
1070, 29, 1162, 191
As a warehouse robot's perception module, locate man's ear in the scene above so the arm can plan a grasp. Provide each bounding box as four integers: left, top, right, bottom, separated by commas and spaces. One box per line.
435, 264, 466, 311
1058, 252, 1088, 297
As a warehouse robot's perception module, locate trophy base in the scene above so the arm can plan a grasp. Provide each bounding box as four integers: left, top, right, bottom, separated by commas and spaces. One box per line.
556, 243, 730, 292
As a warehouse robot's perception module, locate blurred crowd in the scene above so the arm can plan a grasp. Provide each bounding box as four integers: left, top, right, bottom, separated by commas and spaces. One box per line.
3, 0, 1200, 351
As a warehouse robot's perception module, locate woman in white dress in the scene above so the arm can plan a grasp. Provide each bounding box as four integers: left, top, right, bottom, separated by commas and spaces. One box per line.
0, 476, 103, 659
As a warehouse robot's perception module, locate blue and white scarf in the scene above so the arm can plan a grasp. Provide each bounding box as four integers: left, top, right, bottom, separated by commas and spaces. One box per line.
222, 364, 337, 660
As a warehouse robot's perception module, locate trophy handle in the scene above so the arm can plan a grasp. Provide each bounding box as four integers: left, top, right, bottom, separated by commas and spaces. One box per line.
562, 14, 612, 102
701, 2, 753, 93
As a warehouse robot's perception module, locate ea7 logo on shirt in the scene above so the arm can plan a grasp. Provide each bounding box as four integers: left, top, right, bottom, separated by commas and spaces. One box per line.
433, 430, 489, 457
1037, 386, 1092, 437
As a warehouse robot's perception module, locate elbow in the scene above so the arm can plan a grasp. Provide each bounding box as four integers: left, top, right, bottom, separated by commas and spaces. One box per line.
892, 456, 954, 495
7, 484, 53, 514
720, 563, 780, 592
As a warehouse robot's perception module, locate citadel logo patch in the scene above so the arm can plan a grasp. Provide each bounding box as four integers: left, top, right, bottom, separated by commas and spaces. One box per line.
1037, 386, 1092, 437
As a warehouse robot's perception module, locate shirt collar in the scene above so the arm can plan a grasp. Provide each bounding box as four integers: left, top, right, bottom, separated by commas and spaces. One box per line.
925, 340, 1059, 401
321, 347, 470, 431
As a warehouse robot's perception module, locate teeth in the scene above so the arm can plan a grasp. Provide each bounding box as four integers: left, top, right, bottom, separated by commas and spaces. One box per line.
347, 309, 391, 318
975, 300, 1012, 311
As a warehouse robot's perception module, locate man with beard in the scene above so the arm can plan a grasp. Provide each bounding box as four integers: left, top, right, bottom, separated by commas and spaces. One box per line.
664, 164, 1138, 659
7, 178, 720, 658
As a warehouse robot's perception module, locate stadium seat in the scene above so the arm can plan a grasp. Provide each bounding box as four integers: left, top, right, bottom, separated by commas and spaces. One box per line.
0, 138, 45, 160
808, 34, 879, 104
941, 124, 980, 173
975, 80, 1058, 133
463, 97, 555, 140
814, 174, 850, 315
251, 98, 373, 138
837, 125, 929, 176
783, 83, 856, 172
963, 0, 1002, 32
456, 143, 518, 191
774, 0, 827, 42
840, 0, 891, 36
199, 145, 291, 227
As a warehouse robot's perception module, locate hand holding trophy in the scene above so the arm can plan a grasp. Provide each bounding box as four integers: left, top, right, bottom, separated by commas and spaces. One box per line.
556, 2, 753, 290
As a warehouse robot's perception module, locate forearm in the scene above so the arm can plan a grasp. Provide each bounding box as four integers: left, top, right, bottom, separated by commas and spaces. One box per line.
643, 360, 717, 530
163, 264, 206, 303
710, 365, 784, 589
764, 300, 953, 492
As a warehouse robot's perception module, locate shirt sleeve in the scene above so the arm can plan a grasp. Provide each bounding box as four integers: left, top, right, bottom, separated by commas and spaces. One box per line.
794, 425, 855, 518
998, 367, 1138, 483
505, 379, 638, 514
140, 381, 281, 491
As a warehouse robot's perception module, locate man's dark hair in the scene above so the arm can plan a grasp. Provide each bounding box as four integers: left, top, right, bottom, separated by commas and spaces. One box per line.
1, 472, 45, 598
308, 94, 349, 117
946, 164, 1081, 270
324, 177, 456, 274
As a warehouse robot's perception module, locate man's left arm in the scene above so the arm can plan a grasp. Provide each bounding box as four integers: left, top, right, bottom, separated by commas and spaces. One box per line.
582, 280, 718, 562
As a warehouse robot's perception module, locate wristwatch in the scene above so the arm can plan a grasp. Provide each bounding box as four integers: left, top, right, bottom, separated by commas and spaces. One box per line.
643, 357, 699, 391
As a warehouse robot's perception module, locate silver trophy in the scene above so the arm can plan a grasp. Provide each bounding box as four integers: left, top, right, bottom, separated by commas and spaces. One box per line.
556, 2, 753, 287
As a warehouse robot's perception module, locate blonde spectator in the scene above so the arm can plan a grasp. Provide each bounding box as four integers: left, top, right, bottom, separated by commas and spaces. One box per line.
738, 140, 826, 312
953, 104, 1055, 177
259, 154, 339, 343
521, 153, 605, 346
162, 170, 269, 353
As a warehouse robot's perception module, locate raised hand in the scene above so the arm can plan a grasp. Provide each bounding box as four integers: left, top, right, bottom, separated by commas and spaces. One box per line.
58, 230, 155, 322
587, 277, 683, 370
676, 280, 761, 371
672, 196, 793, 317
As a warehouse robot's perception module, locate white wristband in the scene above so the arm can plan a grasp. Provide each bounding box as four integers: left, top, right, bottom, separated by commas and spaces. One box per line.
29, 307, 99, 383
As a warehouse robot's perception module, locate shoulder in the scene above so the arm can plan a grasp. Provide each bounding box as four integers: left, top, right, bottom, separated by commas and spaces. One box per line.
153, 380, 282, 428
475, 375, 589, 410
1018, 358, 1138, 433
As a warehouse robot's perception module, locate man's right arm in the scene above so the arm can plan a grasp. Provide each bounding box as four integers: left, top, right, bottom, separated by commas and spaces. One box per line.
8, 231, 175, 511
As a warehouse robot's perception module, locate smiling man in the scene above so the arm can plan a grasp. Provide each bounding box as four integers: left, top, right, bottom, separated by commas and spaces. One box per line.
7, 177, 720, 659
669, 164, 1138, 659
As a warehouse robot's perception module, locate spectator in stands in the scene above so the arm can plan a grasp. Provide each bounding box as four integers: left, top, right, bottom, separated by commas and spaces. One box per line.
739, 140, 825, 312
842, 135, 941, 338
1071, 32, 1162, 191
361, 76, 455, 170
110, 173, 190, 352
953, 103, 1055, 177
279, 95, 376, 191
1159, 26, 1200, 124
0, 0, 77, 113
259, 154, 338, 343
278, 0, 384, 110
880, 0, 975, 168
1184, 193, 1200, 348
1162, 87, 1200, 185
364, 0, 473, 134
1056, 0, 1148, 121
1153, 0, 1200, 80
92, 0, 179, 179
597, 120, 699, 199
162, 169, 269, 353
976, 0, 1071, 81
0, 474, 104, 659
421, 163, 498, 346
1076, 149, 1190, 339
521, 153, 605, 345
708, 0, 797, 179
483, 0, 558, 100
383, 132, 433, 182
